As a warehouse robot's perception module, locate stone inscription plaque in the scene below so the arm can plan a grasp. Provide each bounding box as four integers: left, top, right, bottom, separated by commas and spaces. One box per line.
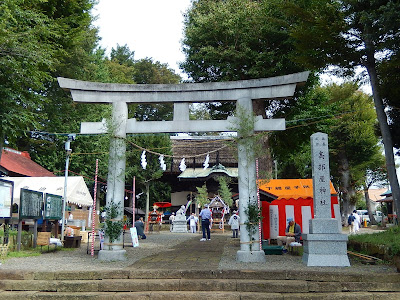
311, 132, 331, 218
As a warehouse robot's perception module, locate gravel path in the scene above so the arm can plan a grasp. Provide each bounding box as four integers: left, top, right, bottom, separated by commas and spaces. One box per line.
0, 231, 397, 274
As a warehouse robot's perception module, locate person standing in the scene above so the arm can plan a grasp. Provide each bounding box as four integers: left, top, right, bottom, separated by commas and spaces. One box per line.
169, 212, 175, 232
199, 205, 212, 241
228, 210, 240, 238
187, 213, 198, 233
353, 210, 361, 233
348, 213, 355, 234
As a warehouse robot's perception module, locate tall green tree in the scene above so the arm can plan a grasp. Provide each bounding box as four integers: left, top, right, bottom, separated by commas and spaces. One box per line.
20, 0, 110, 186
271, 82, 384, 217
285, 0, 400, 218
328, 83, 383, 217
110, 44, 135, 67
181, 0, 303, 82
181, 0, 309, 176
378, 55, 400, 152
0, 0, 58, 160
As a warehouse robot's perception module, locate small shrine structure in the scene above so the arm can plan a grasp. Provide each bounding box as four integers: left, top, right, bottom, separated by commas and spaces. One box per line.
207, 195, 230, 231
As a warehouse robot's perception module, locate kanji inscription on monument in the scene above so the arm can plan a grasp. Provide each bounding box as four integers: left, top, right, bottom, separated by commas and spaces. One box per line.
311, 132, 331, 218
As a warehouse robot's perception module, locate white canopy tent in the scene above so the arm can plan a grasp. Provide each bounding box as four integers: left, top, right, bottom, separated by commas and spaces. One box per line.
4, 176, 93, 207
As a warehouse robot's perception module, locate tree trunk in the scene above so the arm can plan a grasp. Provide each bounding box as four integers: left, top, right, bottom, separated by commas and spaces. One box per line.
338, 150, 355, 217
364, 184, 377, 225
364, 36, 400, 220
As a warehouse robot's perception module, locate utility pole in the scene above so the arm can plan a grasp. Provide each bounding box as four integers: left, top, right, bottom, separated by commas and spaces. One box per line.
61, 134, 76, 242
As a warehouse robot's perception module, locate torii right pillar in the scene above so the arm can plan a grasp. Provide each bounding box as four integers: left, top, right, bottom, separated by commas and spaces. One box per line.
302, 132, 350, 266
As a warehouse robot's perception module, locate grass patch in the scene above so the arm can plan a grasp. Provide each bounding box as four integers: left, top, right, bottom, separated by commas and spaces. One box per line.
7, 250, 41, 258
348, 226, 400, 255
4, 245, 76, 261
0, 228, 32, 237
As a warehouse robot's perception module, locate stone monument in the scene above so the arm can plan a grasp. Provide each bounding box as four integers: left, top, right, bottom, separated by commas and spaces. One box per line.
302, 132, 350, 267
171, 205, 188, 233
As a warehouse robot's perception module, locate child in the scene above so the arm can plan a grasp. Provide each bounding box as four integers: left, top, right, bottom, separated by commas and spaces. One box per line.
228, 211, 240, 238
187, 213, 198, 233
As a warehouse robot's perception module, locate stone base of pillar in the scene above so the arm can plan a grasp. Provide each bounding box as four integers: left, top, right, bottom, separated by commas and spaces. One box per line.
171, 222, 188, 233
302, 253, 350, 267
98, 249, 127, 261
236, 250, 266, 263
302, 233, 350, 267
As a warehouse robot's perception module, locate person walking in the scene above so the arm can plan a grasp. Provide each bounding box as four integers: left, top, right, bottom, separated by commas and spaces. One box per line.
199, 205, 212, 241
187, 213, 198, 233
228, 210, 240, 238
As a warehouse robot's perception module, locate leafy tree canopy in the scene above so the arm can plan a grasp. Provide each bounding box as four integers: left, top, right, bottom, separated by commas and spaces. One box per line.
181, 0, 309, 121
271, 82, 384, 214
0, 0, 58, 154
283, 0, 400, 216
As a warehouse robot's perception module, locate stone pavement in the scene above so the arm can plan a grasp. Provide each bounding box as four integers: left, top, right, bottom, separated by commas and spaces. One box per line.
126, 230, 398, 274
1, 230, 400, 299
0, 229, 397, 274
130, 234, 226, 270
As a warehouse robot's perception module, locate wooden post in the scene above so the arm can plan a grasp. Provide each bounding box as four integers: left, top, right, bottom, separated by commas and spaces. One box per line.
17, 220, 22, 251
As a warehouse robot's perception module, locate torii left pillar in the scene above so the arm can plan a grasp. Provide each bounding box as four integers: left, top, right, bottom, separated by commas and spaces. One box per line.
58, 71, 309, 262
100, 102, 128, 260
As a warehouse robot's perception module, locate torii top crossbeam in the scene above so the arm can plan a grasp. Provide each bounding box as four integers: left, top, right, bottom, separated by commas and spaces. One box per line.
57, 71, 309, 134
58, 72, 308, 103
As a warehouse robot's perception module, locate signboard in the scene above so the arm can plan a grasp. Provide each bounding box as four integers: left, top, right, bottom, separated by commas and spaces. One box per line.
43, 193, 63, 220
130, 227, 139, 247
37, 232, 51, 246
0, 179, 13, 218
20, 189, 43, 219
269, 205, 279, 239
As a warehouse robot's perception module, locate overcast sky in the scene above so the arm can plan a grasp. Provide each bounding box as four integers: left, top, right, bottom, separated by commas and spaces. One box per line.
92, 0, 192, 76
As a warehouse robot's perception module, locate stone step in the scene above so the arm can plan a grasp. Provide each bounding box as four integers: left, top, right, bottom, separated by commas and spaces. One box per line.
1, 269, 399, 283
1, 291, 400, 300
1, 278, 400, 294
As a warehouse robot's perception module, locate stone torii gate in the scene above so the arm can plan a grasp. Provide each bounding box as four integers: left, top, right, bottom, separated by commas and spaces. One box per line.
58, 71, 309, 262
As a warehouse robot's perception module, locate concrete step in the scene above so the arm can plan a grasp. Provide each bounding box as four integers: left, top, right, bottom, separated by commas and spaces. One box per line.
0, 269, 399, 299
1, 291, 400, 300
1, 278, 400, 294
1, 269, 399, 283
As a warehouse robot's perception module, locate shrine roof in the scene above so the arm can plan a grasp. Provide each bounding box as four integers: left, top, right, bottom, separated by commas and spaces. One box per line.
170, 136, 237, 173
178, 164, 238, 180
0, 148, 54, 177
